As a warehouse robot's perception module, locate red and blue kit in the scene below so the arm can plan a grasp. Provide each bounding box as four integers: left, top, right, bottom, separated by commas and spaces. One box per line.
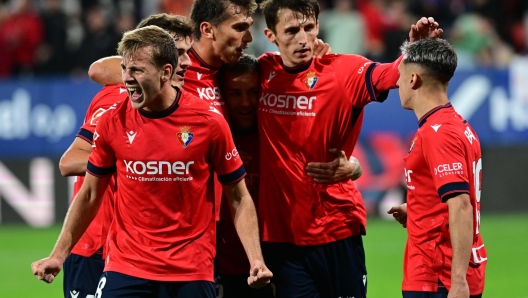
403, 103, 487, 295
71, 84, 127, 257
217, 130, 260, 275
257, 53, 401, 245
86, 88, 245, 282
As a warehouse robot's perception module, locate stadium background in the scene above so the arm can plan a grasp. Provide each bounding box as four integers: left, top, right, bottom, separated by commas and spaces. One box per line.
0, 0, 527, 296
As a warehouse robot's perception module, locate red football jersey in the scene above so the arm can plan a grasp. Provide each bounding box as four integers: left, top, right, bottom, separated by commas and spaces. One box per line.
403, 103, 486, 295
71, 84, 127, 257
186, 47, 229, 221
217, 130, 260, 275
87, 88, 245, 282
257, 53, 399, 245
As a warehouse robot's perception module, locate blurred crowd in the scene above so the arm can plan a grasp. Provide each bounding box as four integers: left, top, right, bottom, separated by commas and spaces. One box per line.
0, 0, 527, 79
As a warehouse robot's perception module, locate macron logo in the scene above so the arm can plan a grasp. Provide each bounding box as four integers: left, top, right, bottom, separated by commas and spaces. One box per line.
127, 130, 137, 144
197, 72, 202, 80
268, 71, 276, 82
70, 290, 79, 298
431, 124, 442, 132
209, 106, 221, 115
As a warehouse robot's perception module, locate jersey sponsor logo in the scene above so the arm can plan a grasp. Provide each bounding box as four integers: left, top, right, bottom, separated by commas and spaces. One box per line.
197, 72, 202, 80
434, 162, 464, 177
209, 106, 221, 115
357, 61, 373, 74
126, 130, 137, 144
431, 124, 442, 132
124, 160, 194, 175
197, 87, 222, 101
259, 93, 317, 111
465, 126, 477, 144
225, 148, 239, 160
303, 71, 318, 90
92, 131, 100, 148
176, 126, 193, 148
268, 71, 276, 82
90, 108, 107, 126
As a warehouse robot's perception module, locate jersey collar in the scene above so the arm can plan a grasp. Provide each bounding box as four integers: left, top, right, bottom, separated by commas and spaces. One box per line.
139, 86, 181, 119
418, 102, 452, 127
281, 58, 313, 74
189, 47, 220, 70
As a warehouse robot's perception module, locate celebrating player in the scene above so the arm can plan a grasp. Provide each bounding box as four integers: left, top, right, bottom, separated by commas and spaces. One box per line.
388, 38, 487, 298
32, 25, 271, 297
256, 0, 443, 296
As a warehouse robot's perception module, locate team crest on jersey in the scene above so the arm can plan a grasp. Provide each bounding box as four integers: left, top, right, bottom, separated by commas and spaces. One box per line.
408, 136, 417, 154
303, 72, 318, 90
177, 126, 194, 148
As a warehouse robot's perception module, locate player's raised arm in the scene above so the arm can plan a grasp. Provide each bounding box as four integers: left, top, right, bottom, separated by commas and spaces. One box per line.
31, 172, 111, 283
59, 137, 92, 176
222, 179, 273, 288
305, 149, 362, 184
88, 56, 123, 86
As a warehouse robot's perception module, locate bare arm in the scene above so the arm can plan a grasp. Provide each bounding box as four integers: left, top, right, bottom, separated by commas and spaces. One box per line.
305, 148, 362, 184
446, 193, 473, 298
223, 179, 272, 288
59, 137, 92, 176
31, 173, 111, 283
88, 56, 123, 85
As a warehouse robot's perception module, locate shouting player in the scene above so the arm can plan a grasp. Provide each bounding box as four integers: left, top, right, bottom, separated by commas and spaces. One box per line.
32, 25, 271, 297
388, 38, 487, 298
256, 0, 443, 296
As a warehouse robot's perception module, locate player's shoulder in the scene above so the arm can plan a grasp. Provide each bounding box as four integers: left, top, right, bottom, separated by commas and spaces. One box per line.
258, 52, 281, 64
316, 54, 373, 70
179, 90, 225, 121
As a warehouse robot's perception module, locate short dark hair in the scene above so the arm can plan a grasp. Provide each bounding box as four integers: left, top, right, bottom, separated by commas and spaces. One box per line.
117, 25, 178, 74
137, 13, 193, 42
218, 54, 260, 85
260, 0, 319, 33
401, 38, 457, 83
190, 0, 257, 40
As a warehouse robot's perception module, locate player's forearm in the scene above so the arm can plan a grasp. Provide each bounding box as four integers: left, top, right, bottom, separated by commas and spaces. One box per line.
371, 55, 403, 92
49, 177, 108, 262
231, 193, 264, 264
88, 56, 123, 85
348, 156, 362, 181
59, 150, 90, 176
447, 194, 473, 283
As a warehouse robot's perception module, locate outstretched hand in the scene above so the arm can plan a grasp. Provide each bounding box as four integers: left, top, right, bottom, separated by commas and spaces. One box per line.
248, 260, 273, 289
387, 203, 408, 228
409, 17, 443, 43
31, 257, 63, 284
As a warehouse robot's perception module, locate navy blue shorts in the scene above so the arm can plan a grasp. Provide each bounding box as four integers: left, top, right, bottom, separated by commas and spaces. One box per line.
402, 280, 482, 298
94, 271, 216, 298
216, 273, 274, 298
63, 252, 105, 298
262, 235, 367, 298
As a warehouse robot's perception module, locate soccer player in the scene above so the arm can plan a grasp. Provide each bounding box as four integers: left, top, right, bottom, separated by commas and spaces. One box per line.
217, 54, 363, 297
387, 38, 486, 298
57, 14, 195, 298
32, 25, 272, 297
256, 0, 443, 296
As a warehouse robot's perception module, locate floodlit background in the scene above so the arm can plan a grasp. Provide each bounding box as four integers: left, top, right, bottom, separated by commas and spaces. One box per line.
0, 0, 527, 296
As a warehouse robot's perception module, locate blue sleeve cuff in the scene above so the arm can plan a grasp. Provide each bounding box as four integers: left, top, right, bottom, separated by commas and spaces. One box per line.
77, 128, 94, 144
86, 161, 116, 177
365, 63, 389, 103
439, 182, 470, 202
218, 165, 246, 184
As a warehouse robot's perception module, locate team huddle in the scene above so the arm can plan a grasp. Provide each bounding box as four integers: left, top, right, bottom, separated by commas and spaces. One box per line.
31, 0, 487, 298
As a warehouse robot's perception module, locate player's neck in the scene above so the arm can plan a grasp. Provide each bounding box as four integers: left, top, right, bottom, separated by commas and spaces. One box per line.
413, 92, 450, 120
143, 85, 178, 112
192, 40, 224, 68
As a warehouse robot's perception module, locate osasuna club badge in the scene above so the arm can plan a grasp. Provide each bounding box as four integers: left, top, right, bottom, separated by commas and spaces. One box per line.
303, 71, 318, 90
177, 126, 193, 148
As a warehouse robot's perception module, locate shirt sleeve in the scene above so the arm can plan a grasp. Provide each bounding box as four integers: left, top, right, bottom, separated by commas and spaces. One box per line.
210, 115, 246, 184
422, 125, 470, 202
87, 111, 116, 177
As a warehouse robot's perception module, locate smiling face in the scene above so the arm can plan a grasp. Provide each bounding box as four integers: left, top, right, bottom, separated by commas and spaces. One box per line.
265, 8, 318, 67
223, 70, 259, 131
172, 35, 193, 88
211, 4, 254, 64
121, 46, 171, 111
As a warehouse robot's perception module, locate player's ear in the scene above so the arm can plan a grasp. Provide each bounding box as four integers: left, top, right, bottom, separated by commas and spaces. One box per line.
264, 28, 277, 45
410, 73, 421, 90
161, 64, 172, 82
200, 22, 214, 40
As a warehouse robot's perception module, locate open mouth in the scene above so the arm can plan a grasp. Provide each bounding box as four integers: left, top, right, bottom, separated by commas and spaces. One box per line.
296, 48, 310, 55
127, 87, 143, 102
176, 70, 186, 79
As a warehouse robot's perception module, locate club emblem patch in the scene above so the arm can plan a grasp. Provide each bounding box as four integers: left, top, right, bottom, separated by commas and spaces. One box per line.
177, 126, 194, 148
303, 71, 318, 90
